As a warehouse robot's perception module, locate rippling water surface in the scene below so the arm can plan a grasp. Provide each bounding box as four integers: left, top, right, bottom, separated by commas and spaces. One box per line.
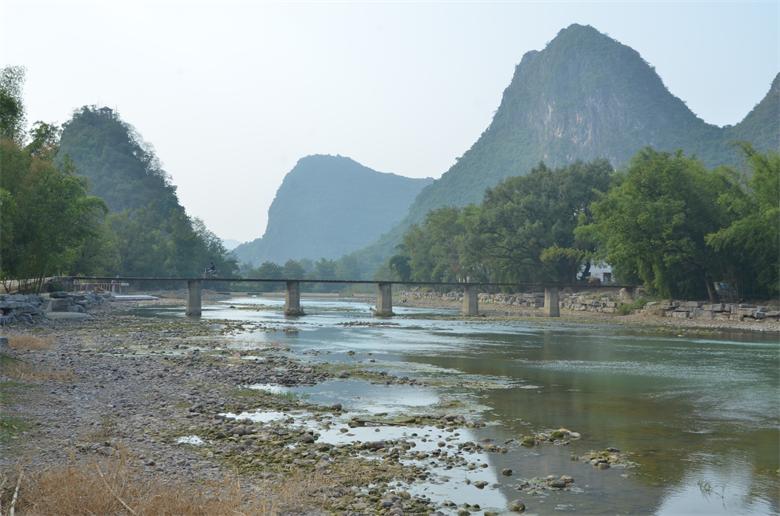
146, 295, 780, 514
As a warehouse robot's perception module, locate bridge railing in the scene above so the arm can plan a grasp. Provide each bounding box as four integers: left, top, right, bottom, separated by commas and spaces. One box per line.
61, 276, 638, 318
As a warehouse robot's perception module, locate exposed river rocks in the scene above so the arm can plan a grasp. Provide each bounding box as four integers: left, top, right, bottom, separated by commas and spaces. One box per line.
0, 301, 605, 514
2, 294, 777, 515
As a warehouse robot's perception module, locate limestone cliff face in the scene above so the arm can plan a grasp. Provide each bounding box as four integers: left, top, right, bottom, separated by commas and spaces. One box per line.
406, 24, 776, 223
726, 73, 780, 151
232, 155, 432, 265
346, 24, 779, 272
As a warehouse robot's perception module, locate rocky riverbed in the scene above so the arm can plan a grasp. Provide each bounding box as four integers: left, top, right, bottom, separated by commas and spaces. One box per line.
3, 298, 634, 514
8, 291, 774, 515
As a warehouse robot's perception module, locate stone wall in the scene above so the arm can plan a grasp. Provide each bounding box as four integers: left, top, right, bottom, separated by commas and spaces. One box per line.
642, 301, 779, 321
560, 294, 621, 313
0, 291, 110, 325
0, 294, 45, 325
400, 288, 779, 322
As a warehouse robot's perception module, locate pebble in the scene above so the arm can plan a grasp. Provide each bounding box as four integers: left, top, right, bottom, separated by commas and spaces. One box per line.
509, 500, 526, 512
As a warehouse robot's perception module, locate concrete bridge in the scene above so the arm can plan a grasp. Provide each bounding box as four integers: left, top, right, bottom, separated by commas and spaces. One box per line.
66, 276, 636, 319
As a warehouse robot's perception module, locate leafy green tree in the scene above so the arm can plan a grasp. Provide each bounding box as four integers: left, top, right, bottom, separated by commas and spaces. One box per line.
388, 254, 412, 282
402, 207, 467, 282
246, 261, 284, 290
252, 261, 284, 279
706, 144, 780, 297
282, 259, 305, 279
311, 258, 337, 279
0, 66, 25, 142
476, 160, 612, 283
0, 140, 107, 290
579, 148, 737, 299
56, 106, 237, 279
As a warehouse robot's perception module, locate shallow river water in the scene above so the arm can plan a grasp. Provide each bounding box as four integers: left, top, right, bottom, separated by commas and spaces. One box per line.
148, 296, 779, 514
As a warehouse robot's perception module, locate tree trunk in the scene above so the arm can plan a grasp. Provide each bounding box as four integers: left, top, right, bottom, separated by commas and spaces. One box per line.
705, 276, 717, 303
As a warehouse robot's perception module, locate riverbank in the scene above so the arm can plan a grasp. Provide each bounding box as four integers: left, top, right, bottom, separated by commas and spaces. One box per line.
2, 294, 777, 514
0, 299, 515, 513
391, 290, 780, 334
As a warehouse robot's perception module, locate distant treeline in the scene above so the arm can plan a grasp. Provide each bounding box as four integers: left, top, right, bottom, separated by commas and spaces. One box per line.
240, 258, 365, 292
3, 62, 777, 300
0, 67, 238, 291
387, 148, 779, 300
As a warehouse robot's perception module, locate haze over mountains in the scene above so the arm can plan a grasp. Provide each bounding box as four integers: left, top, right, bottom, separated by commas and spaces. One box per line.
54, 24, 778, 275
232, 155, 432, 265
348, 24, 780, 269
56, 106, 237, 277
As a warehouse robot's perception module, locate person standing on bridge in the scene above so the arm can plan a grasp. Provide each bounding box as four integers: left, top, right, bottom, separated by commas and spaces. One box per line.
205, 262, 217, 277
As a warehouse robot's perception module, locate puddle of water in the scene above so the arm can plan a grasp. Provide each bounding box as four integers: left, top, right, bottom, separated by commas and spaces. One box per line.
176, 435, 205, 446
219, 410, 293, 423
245, 383, 288, 394
291, 379, 439, 414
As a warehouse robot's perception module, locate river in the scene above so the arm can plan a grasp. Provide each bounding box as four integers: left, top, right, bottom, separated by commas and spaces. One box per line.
147, 295, 779, 514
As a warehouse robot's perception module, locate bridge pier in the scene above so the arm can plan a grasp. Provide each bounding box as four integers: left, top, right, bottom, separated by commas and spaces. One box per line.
186, 280, 202, 317
544, 287, 560, 317
375, 282, 393, 317
285, 280, 304, 316
462, 285, 479, 316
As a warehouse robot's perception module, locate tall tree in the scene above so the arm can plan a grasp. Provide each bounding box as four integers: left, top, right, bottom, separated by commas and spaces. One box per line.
476, 160, 612, 283
57, 106, 238, 278
579, 148, 737, 299
0, 66, 25, 142
706, 144, 780, 297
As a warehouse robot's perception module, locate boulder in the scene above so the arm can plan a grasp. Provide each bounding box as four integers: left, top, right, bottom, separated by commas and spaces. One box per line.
48, 298, 72, 312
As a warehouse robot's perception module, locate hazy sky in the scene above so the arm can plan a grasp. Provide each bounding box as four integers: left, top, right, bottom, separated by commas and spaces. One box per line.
2, 0, 778, 242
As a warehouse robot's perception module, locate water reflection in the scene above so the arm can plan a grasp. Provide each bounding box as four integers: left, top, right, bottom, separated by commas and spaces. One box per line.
139, 296, 779, 514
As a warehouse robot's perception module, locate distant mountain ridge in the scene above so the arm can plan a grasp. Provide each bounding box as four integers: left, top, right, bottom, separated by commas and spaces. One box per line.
232, 155, 432, 265
353, 24, 780, 271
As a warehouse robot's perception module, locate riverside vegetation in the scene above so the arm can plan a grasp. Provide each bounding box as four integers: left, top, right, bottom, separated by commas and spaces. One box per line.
1, 20, 779, 516
389, 147, 779, 301
0, 67, 238, 291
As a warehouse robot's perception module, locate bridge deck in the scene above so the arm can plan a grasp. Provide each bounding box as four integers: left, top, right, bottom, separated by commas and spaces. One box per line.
63, 276, 637, 319
66, 276, 636, 289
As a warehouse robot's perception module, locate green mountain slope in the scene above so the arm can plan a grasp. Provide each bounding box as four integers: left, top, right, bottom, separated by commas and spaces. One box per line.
726, 73, 779, 150
232, 155, 432, 265
58, 107, 182, 214
355, 24, 779, 273
57, 106, 235, 277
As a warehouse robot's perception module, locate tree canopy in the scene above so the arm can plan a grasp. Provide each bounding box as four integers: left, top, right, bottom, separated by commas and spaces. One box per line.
395, 160, 613, 285
0, 69, 238, 289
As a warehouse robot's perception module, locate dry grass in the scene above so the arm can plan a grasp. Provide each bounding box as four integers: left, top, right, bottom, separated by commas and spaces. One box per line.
6, 336, 54, 351
0, 453, 288, 515
0, 361, 74, 382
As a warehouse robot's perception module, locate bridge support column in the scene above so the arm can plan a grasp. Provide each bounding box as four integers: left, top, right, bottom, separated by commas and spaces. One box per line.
186, 280, 202, 317
544, 287, 560, 317
285, 280, 304, 316
375, 282, 393, 317
462, 285, 478, 316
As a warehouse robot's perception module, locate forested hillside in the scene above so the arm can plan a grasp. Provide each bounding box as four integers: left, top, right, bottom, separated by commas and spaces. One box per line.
233, 155, 432, 266
56, 106, 236, 277
392, 146, 779, 299
354, 24, 780, 273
